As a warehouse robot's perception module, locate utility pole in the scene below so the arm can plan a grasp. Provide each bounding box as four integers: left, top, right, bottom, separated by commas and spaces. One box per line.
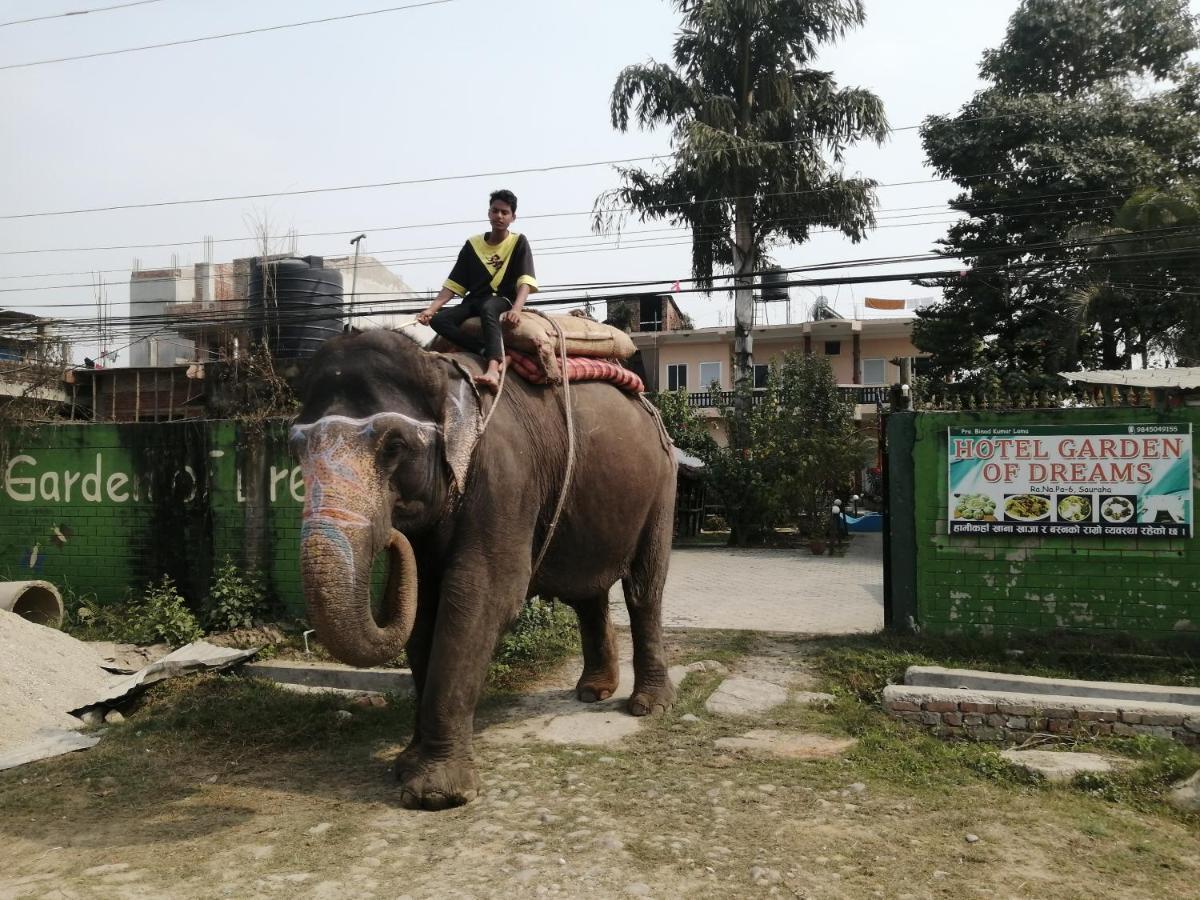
348, 233, 366, 326
732, 24, 755, 415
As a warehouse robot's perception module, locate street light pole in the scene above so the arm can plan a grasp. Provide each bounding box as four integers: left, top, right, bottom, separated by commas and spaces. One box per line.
348, 233, 366, 326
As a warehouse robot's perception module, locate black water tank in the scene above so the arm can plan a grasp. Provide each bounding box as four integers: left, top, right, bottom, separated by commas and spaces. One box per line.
250, 256, 344, 358
760, 267, 789, 303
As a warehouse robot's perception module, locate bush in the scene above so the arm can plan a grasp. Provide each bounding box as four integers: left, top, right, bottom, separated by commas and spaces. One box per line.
129, 575, 203, 647
489, 598, 578, 687
204, 558, 268, 631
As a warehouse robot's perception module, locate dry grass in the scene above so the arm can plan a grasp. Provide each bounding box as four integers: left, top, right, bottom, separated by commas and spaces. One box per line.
0, 630, 1196, 899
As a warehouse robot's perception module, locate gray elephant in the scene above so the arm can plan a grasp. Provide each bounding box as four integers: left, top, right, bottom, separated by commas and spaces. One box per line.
291, 329, 676, 810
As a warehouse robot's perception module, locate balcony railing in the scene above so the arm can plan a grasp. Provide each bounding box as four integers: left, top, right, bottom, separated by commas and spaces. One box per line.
680, 385, 890, 409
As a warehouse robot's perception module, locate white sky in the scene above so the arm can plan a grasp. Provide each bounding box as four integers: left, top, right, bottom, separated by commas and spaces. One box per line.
0, 0, 1185, 363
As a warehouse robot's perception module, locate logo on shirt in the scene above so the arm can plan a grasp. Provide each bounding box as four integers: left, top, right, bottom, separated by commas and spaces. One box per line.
485, 253, 503, 273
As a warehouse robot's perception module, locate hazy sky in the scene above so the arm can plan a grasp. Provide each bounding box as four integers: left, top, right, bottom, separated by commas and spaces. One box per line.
0, 0, 1180, 363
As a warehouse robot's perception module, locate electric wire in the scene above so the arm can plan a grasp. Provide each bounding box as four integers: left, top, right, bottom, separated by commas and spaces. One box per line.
0, 0, 166, 28
0, 0, 458, 72
10, 236, 1199, 345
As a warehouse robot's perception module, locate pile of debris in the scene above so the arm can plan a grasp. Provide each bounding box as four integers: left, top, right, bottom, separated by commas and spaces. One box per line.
0, 608, 256, 770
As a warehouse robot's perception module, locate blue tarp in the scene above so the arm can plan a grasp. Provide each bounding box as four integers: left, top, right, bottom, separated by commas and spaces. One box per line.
845, 512, 882, 533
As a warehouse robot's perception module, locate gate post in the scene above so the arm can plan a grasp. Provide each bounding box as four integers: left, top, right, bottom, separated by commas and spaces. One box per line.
885, 412, 918, 631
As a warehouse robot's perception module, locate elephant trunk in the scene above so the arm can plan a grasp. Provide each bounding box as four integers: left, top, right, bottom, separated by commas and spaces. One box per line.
301, 522, 417, 668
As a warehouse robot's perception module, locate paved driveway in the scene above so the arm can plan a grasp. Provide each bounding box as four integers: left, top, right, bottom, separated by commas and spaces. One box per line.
611, 533, 884, 634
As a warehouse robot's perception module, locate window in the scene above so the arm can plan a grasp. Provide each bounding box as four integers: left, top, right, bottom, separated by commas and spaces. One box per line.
699, 361, 721, 389
753, 364, 769, 389
824, 340, 841, 355
666, 363, 688, 391
862, 358, 886, 384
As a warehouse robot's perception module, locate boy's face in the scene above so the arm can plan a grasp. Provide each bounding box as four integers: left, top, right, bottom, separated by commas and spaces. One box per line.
488, 200, 515, 232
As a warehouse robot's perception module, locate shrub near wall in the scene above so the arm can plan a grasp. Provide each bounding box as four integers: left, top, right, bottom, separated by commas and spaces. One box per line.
0, 420, 307, 614
889, 407, 1200, 641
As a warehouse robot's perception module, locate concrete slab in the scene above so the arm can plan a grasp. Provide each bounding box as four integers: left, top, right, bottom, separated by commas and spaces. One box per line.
906, 666, 1200, 708
242, 660, 413, 695
713, 730, 857, 759
883, 684, 1200, 723
705, 677, 789, 717
1000, 749, 1127, 782
480, 661, 647, 748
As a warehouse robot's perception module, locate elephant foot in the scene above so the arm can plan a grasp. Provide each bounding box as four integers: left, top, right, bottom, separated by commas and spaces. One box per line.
628, 682, 674, 717
576, 670, 619, 703
392, 741, 423, 781
396, 756, 480, 811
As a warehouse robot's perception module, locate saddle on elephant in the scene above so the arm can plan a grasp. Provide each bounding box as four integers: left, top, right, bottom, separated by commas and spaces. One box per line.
428, 309, 643, 391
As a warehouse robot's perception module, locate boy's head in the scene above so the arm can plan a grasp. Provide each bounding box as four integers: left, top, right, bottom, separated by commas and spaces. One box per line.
489, 189, 518, 215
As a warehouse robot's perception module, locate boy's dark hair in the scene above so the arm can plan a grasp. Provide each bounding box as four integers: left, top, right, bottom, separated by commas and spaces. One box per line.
489, 189, 518, 213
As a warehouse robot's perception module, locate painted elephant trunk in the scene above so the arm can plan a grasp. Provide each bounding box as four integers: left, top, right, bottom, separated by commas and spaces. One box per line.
302, 522, 417, 667
297, 427, 418, 667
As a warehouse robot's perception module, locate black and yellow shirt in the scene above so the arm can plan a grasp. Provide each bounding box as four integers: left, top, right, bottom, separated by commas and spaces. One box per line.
442, 232, 538, 301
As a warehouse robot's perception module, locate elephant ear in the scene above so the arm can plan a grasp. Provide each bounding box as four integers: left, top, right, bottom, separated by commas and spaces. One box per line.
440, 362, 483, 493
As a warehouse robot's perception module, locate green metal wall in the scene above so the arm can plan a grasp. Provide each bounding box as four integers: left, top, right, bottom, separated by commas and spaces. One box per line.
887, 407, 1200, 640
0, 420, 306, 614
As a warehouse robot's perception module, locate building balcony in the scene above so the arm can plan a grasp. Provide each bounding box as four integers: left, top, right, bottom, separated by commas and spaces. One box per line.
680, 385, 890, 409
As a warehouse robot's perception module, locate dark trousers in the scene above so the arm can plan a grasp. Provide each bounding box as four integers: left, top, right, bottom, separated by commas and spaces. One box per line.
430, 294, 511, 362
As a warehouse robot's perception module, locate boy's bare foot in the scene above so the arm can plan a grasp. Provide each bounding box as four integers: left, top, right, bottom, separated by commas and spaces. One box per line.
473, 371, 500, 392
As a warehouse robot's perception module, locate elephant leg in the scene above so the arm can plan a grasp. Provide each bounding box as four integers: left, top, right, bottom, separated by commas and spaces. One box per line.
394, 577, 439, 781
397, 560, 527, 811
565, 594, 619, 702
623, 514, 674, 717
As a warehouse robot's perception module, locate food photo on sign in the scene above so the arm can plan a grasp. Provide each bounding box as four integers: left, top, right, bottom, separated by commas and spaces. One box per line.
946, 425, 1193, 537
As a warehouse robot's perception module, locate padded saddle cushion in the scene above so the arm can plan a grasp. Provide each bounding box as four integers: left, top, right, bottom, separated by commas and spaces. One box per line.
506, 350, 644, 394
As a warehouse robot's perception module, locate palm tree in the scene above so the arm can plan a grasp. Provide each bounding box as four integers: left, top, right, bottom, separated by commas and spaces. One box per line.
595, 0, 888, 391
1069, 184, 1200, 367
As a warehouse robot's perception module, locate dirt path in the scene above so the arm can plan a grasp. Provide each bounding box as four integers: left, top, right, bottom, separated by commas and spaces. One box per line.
0, 631, 1196, 899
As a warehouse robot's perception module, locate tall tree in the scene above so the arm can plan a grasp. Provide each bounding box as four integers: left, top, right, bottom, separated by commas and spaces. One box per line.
596, 0, 888, 392
1070, 183, 1200, 366
915, 0, 1200, 390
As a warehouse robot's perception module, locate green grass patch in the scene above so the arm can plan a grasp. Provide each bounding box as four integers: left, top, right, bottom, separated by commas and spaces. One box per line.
810, 631, 1200, 705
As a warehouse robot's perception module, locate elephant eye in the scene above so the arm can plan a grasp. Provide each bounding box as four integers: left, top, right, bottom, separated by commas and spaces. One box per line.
379, 433, 408, 462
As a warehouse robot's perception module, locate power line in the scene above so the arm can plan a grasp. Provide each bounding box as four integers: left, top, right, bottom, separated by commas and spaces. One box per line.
0, 134, 1145, 222
0, 0, 166, 28
4, 211, 1194, 308
0, 0, 458, 72
0, 191, 1117, 284
0, 172, 1131, 256
11, 234, 1200, 340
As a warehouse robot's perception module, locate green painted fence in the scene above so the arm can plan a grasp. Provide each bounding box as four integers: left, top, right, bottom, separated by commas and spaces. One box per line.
887, 407, 1200, 640
0, 419, 308, 614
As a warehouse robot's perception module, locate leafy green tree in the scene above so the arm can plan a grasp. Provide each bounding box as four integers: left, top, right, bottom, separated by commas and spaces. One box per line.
650, 388, 718, 459
700, 353, 863, 545
915, 0, 1200, 389
597, 0, 888, 389
1069, 183, 1200, 366
769, 352, 864, 534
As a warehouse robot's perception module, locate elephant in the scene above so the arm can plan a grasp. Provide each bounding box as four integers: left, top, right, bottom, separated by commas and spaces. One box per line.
291, 328, 677, 810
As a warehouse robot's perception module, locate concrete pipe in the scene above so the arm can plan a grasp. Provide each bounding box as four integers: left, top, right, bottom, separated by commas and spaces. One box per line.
0, 581, 64, 628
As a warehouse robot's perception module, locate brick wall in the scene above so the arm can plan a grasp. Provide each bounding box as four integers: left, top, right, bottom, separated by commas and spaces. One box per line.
889, 407, 1200, 641
0, 419, 308, 615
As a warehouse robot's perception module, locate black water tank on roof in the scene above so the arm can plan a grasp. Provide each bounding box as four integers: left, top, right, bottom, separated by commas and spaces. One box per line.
250, 256, 344, 358
759, 267, 789, 303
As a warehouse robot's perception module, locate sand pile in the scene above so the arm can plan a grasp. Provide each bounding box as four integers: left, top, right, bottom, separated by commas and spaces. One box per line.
0, 609, 126, 752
